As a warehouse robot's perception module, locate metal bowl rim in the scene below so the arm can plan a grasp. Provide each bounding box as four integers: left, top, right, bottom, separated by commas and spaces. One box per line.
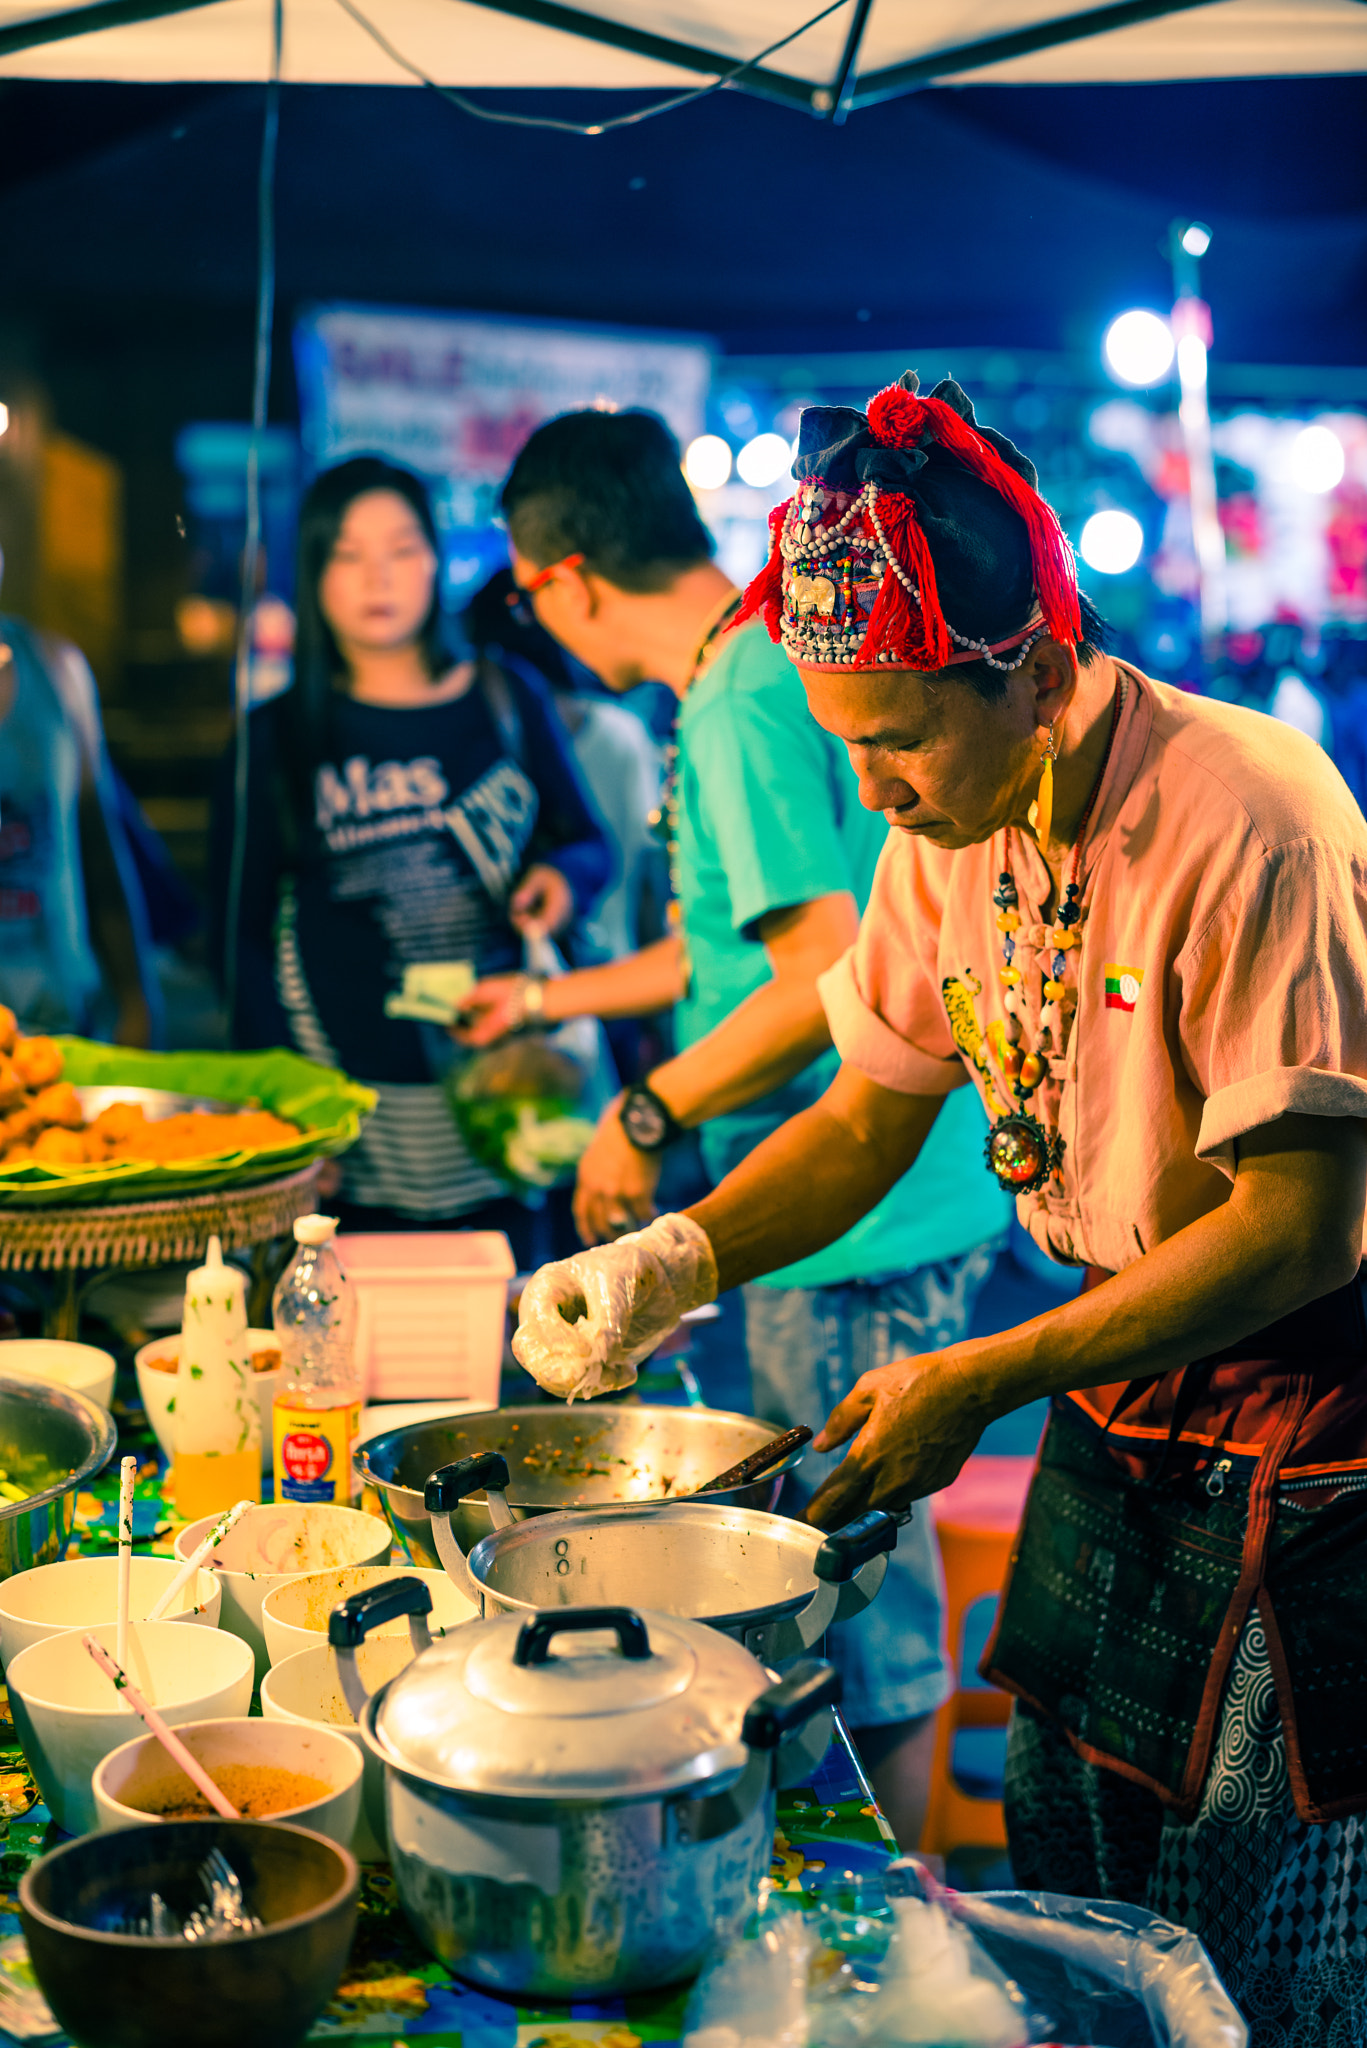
73, 1084, 240, 1119
357, 1403, 810, 1507
0, 1374, 117, 1518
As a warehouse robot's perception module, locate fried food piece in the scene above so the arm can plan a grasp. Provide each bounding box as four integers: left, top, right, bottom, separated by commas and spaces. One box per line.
28, 1082, 83, 1130
31, 1126, 86, 1165
0, 1008, 16, 1056
0, 1059, 23, 1112
1, 1104, 40, 1141
0, 1145, 32, 1167
89, 1101, 146, 1142
11, 1038, 62, 1090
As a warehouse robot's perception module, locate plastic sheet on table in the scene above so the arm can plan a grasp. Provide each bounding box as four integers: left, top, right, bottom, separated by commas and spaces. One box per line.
957, 1890, 1247, 2048
682, 1857, 1247, 2048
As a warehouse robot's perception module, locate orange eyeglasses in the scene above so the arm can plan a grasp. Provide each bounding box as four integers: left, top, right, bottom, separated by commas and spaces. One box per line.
518, 552, 586, 597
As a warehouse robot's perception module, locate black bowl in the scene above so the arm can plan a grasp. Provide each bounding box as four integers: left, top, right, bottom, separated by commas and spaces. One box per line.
19, 1820, 359, 2048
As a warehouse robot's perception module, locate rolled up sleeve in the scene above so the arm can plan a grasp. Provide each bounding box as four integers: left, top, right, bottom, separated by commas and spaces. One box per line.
1182, 835, 1367, 1176
818, 834, 967, 1099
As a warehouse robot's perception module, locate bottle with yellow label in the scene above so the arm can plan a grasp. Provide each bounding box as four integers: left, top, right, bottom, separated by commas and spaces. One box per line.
271, 1215, 361, 1504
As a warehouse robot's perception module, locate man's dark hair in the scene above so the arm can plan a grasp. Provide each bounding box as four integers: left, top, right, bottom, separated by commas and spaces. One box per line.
950, 590, 1111, 700
501, 409, 713, 594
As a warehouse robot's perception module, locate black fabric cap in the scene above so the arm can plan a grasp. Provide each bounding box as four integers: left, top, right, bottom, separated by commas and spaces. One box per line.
792, 376, 1039, 645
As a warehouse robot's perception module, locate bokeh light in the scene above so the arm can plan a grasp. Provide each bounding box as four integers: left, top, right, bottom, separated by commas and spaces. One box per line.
1290, 423, 1345, 495
684, 435, 732, 490
736, 432, 793, 489
1080, 509, 1145, 575
1103, 311, 1176, 387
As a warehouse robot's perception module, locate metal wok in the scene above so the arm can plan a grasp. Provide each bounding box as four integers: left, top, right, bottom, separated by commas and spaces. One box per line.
426, 1451, 899, 1668
359, 1403, 809, 1567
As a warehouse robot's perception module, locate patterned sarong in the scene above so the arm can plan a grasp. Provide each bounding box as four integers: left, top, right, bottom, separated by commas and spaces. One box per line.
1006, 1620, 1367, 2047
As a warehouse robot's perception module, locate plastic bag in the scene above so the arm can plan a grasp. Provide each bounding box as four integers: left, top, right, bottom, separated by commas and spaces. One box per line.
680, 1856, 1247, 2048
684, 1912, 817, 2048
954, 1892, 1246, 2048
445, 934, 617, 1199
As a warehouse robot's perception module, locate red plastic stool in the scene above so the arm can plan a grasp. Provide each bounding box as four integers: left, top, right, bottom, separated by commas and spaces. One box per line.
918, 1455, 1035, 1858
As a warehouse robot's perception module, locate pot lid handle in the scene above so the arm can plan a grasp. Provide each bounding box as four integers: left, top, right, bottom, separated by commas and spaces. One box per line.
742, 1657, 841, 1750
426, 1451, 510, 1512
812, 1508, 900, 1584
513, 1606, 652, 1668
329, 1573, 434, 1648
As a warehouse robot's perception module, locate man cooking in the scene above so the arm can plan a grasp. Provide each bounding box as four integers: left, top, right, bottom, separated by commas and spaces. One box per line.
515, 374, 1367, 2040
457, 405, 1011, 1849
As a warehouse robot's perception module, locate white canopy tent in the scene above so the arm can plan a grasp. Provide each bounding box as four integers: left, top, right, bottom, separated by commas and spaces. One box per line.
1, 0, 1363, 101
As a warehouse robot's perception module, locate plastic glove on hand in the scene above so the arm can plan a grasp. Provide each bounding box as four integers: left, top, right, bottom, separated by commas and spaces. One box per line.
513, 1213, 718, 1403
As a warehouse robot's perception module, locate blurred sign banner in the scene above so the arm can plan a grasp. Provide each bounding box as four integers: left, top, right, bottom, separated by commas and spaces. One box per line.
295, 303, 711, 506
294, 304, 712, 600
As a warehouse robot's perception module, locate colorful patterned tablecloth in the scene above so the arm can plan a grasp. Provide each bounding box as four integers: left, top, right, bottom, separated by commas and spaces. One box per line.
0, 1374, 896, 2046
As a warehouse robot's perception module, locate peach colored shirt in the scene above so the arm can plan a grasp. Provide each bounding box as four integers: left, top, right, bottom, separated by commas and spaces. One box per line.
820, 665, 1367, 1275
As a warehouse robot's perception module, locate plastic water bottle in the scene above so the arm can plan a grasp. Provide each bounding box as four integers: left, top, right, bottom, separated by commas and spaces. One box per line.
271, 1215, 362, 1505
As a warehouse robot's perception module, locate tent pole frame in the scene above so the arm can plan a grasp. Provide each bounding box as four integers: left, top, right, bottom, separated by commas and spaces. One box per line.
0, 0, 1305, 99
824, 0, 873, 122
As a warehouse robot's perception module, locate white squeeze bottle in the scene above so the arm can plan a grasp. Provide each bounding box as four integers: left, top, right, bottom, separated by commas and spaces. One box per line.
174, 1235, 261, 1520
271, 1215, 361, 1505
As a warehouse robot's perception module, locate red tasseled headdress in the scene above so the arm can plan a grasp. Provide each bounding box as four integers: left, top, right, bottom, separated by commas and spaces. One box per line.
733, 376, 1081, 672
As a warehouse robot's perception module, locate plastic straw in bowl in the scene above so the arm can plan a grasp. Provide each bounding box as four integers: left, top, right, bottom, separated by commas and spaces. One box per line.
144, 1498, 254, 1624
82, 1635, 240, 1822
116, 1456, 136, 1669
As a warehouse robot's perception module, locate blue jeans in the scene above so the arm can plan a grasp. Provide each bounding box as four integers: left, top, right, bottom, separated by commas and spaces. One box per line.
743, 1240, 1002, 1729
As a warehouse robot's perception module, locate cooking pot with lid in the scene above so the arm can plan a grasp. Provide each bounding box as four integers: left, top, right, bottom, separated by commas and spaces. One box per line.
424, 1451, 899, 1666
329, 1576, 840, 1998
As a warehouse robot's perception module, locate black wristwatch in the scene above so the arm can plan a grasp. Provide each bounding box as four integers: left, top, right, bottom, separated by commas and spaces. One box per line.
619, 1082, 684, 1154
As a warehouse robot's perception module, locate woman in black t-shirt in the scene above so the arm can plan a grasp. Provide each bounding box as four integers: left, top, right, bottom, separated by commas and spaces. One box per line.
211, 458, 610, 1256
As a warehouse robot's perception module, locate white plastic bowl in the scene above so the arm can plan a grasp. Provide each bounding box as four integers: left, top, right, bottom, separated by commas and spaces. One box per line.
6, 1619, 254, 1834
0, 1555, 221, 1670
134, 1330, 283, 1474
260, 1635, 421, 1862
92, 1715, 362, 1849
0, 1340, 115, 1413
261, 1563, 475, 1669
174, 1501, 391, 1681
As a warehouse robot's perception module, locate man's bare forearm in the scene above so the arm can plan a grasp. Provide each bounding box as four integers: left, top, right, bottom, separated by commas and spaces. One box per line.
686, 1070, 946, 1290
956, 1113, 1367, 1427
542, 936, 685, 1024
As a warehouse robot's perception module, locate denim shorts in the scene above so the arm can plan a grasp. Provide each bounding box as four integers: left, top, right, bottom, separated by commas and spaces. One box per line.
743, 1240, 1002, 1729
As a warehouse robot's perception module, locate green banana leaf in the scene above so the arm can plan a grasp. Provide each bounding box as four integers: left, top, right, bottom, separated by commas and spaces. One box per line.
0, 1041, 376, 1208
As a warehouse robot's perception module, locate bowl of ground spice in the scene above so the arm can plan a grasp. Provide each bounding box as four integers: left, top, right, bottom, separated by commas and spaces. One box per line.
92, 1716, 362, 1849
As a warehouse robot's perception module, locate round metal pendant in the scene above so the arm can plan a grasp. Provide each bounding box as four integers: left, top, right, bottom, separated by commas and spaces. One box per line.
985, 1112, 1058, 1195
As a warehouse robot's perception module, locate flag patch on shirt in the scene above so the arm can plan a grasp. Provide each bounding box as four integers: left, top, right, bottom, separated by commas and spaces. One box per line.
1104, 963, 1144, 1012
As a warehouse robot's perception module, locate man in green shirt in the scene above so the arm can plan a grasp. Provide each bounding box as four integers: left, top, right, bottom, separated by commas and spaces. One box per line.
458, 408, 1010, 1846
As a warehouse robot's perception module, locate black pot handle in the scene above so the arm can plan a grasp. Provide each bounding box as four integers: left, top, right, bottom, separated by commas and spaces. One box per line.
425, 1452, 511, 1513
812, 1508, 900, 1584
514, 1606, 651, 1668
742, 1658, 842, 1749
328, 1573, 434, 1648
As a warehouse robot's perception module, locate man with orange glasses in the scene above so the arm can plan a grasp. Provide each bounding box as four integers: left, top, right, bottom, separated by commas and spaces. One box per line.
459, 405, 1012, 1849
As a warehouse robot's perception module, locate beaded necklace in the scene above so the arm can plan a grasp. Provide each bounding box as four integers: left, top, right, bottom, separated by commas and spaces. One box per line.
982, 679, 1126, 1195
